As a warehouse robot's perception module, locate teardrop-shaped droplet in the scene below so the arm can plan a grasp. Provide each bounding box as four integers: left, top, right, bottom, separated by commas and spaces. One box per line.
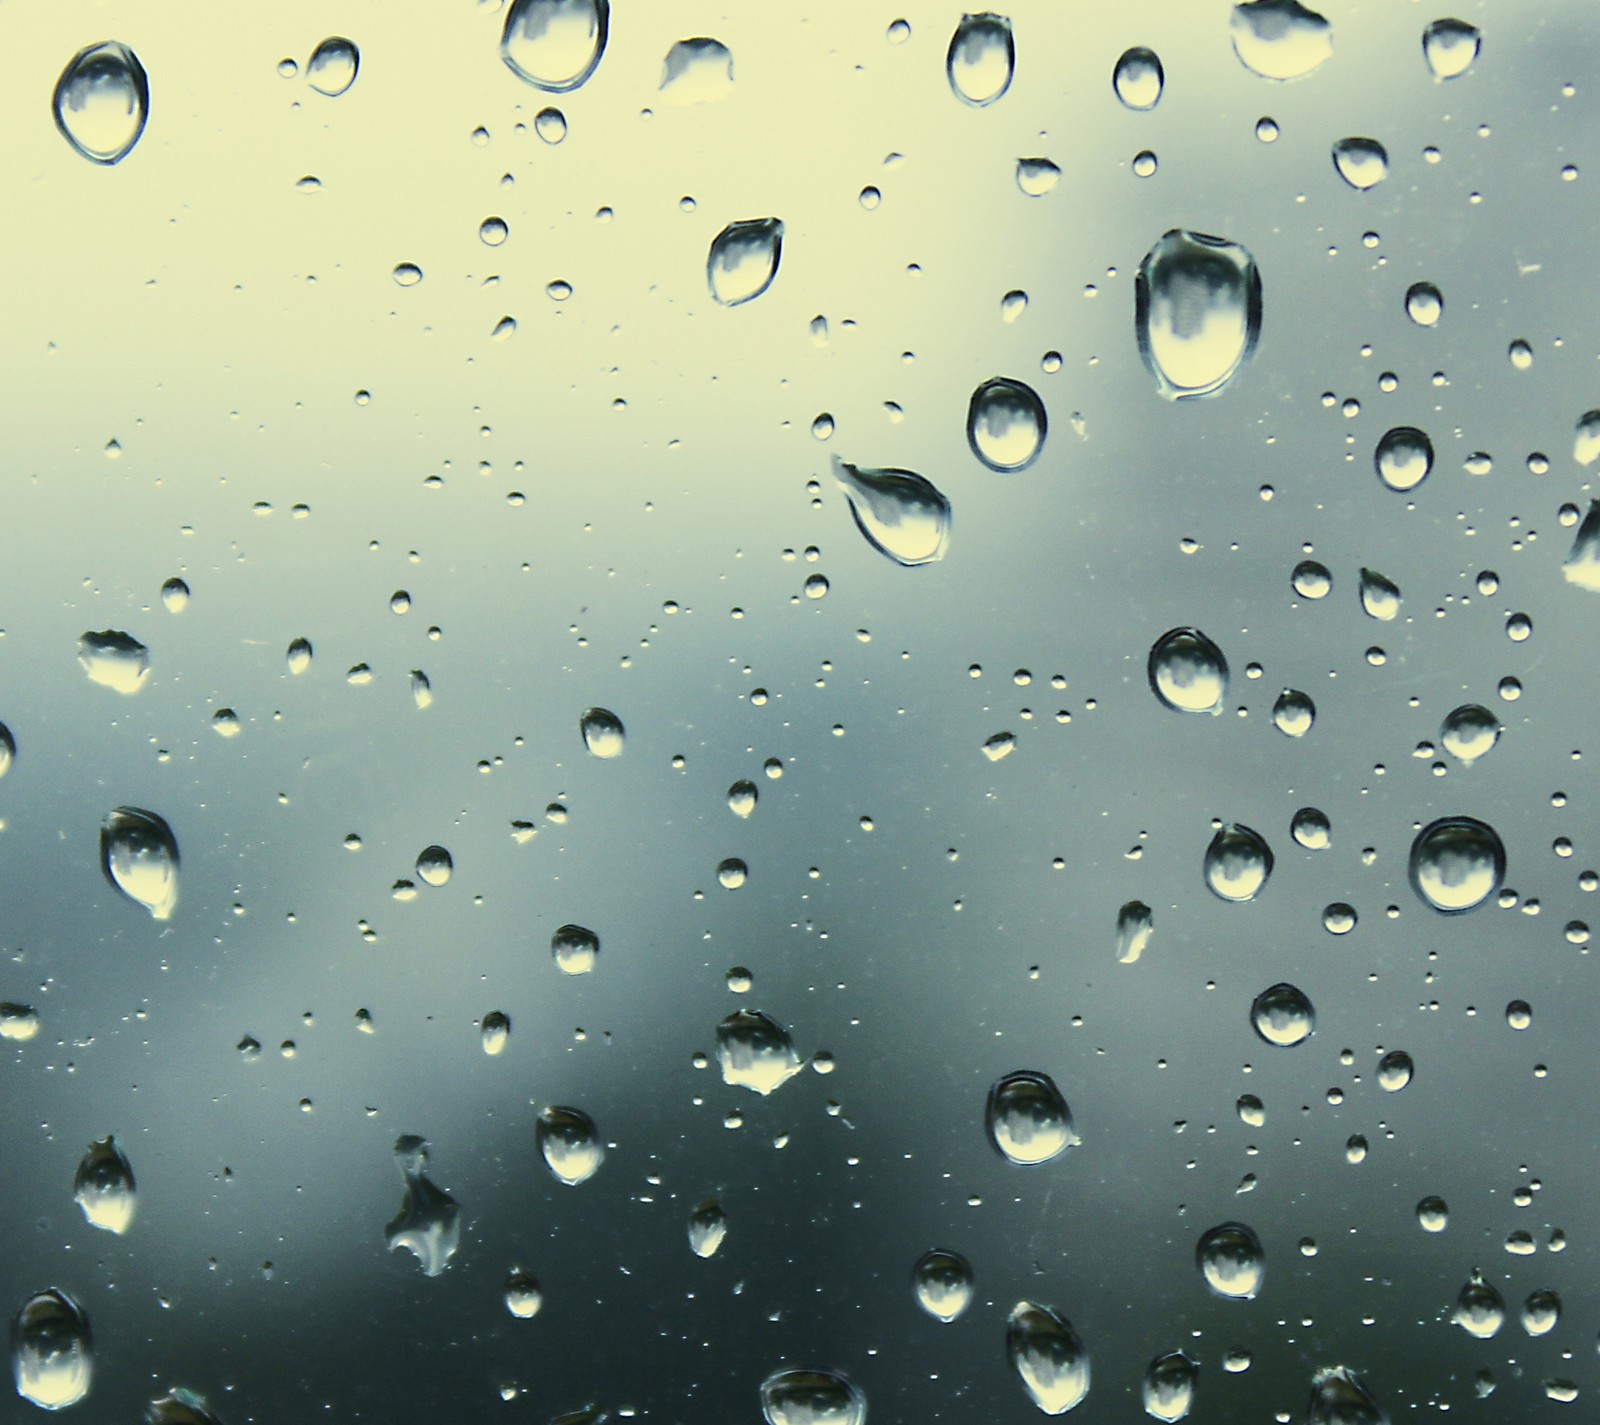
728, 780, 759, 817
760, 1369, 865, 1425
687, 1199, 727, 1258
1561, 500, 1600, 590
1375, 426, 1433, 491
52, 42, 149, 165
1409, 817, 1504, 913
1453, 1270, 1505, 1338
500, 0, 609, 92
1272, 688, 1315, 737
1115, 901, 1154, 964
832, 456, 951, 567
579, 706, 625, 757
1423, 18, 1480, 80
1230, 0, 1333, 81
101, 807, 179, 920
384, 1135, 460, 1276
1113, 48, 1164, 110
147, 1387, 226, 1424
306, 37, 359, 96
415, 845, 452, 887
967, 378, 1047, 471
708, 218, 783, 306
1405, 282, 1443, 326
12, 1290, 92, 1410
551, 923, 599, 975
946, 13, 1015, 107
1358, 568, 1401, 620
481, 1011, 510, 1055
1522, 1289, 1561, 1336
659, 37, 733, 105
1147, 628, 1228, 713
716, 1009, 802, 1095
79, 630, 150, 694
986, 1070, 1078, 1165
73, 1137, 136, 1234
912, 1249, 974, 1323
1441, 705, 1499, 762
1142, 1351, 1198, 1422
1196, 1221, 1264, 1298
1007, 1301, 1090, 1414
1376, 1050, 1413, 1091
504, 1269, 542, 1318
1136, 231, 1262, 399
1204, 823, 1272, 902
537, 1105, 604, 1185
1250, 982, 1314, 1046
1308, 1366, 1388, 1425
1332, 137, 1388, 189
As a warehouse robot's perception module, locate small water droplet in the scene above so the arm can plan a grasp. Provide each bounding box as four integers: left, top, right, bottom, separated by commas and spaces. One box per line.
986, 1070, 1078, 1164
481, 1011, 510, 1055
287, 638, 313, 674
660, 37, 733, 105
535, 106, 567, 142
1423, 18, 1480, 80
1115, 901, 1154, 964
1007, 1301, 1090, 1413
1405, 282, 1443, 326
832, 456, 951, 566
580, 706, 625, 757
1453, 1270, 1505, 1338
1271, 688, 1315, 737
1409, 816, 1505, 913
1416, 1196, 1448, 1231
306, 37, 359, 96
1015, 157, 1061, 196
1375, 427, 1433, 491
760, 1369, 865, 1425
415, 845, 452, 887
1441, 705, 1499, 762
12, 1289, 92, 1409
74, 1136, 136, 1234
146, 1387, 225, 1424
1308, 1366, 1387, 1425
101, 807, 179, 920
500, 0, 609, 92
552, 923, 599, 975
1136, 231, 1262, 399
1250, 982, 1314, 1046
393, 262, 423, 287
1148, 628, 1228, 713
1196, 1221, 1265, 1298
1113, 47, 1164, 110
385, 1135, 460, 1275
707, 218, 783, 306
688, 1199, 727, 1258
912, 1249, 974, 1323
79, 630, 149, 694
53, 42, 149, 165
967, 378, 1047, 471
536, 1106, 604, 1185
1205, 823, 1273, 902
717, 1010, 802, 1094
160, 578, 189, 612
947, 13, 1015, 107
1142, 1351, 1198, 1422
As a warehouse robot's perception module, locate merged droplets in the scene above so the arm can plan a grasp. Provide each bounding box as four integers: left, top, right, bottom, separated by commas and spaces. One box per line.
1375, 427, 1433, 491
1423, 19, 1480, 80
832, 456, 951, 566
1007, 1301, 1090, 1414
1196, 1221, 1265, 1298
101, 807, 179, 920
1271, 688, 1315, 737
1409, 817, 1505, 913
306, 37, 359, 96
946, 13, 1015, 107
760, 1369, 865, 1425
12, 1289, 92, 1410
1251, 983, 1314, 1046
659, 38, 733, 105
1308, 1367, 1387, 1425
1136, 231, 1262, 399
1452, 1270, 1505, 1338
708, 218, 783, 306
1405, 282, 1443, 326
716, 1010, 802, 1095
967, 378, 1046, 471
1229, 0, 1333, 81
52, 42, 149, 165
79, 630, 150, 694
552, 923, 599, 975
986, 1070, 1078, 1165
385, 1135, 460, 1276
1115, 901, 1154, 964
1441, 704, 1499, 762
579, 707, 625, 758
1204, 823, 1272, 902
687, 1199, 727, 1258
536, 1106, 604, 1185
912, 1249, 974, 1323
500, 0, 609, 92
1332, 138, 1388, 190
1142, 1351, 1198, 1422
1147, 628, 1228, 714
1112, 48, 1164, 110
73, 1137, 136, 1234
1358, 568, 1401, 620
1561, 500, 1600, 590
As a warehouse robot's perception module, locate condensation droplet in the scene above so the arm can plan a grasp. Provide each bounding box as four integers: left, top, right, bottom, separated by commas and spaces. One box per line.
659, 38, 733, 105
1359, 568, 1402, 620
1409, 816, 1505, 913
1205, 823, 1273, 902
688, 1199, 728, 1258
1522, 1289, 1560, 1336
1377, 1050, 1413, 1091
1561, 500, 1600, 590
1307, 1366, 1387, 1425
1423, 18, 1480, 80
1007, 1301, 1091, 1414
708, 218, 783, 306
1136, 231, 1262, 399
912, 1249, 974, 1323
1453, 1270, 1505, 1338
1405, 282, 1443, 326
1441, 705, 1499, 762
1292, 560, 1332, 599
101, 807, 179, 920
1417, 1196, 1448, 1231
74, 1136, 136, 1234
1113, 48, 1164, 110
12, 1289, 92, 1409
760, 1369, 865, 1425
1016, 157, 1061, 196
306, 37, 359, 96
1332, 137, 1388, 189
536, 1106, 604, 1185
385, 1135, 460, 1275
986, 1070, 1078, 1164
551, 924, 599, 975
53, 42, 149, 165
481, 1011, 510, 1056
580, 706, 625, 757
1142, 1351, 1197, 1421
1272, 688, 1315, 737
415, 845, 452, 887
946, 13, 1015, 107
1250, 982, 1314, 1046
500, 0, 609, 92
1116, 901, 1154, 964
504, 1269, 542, 1318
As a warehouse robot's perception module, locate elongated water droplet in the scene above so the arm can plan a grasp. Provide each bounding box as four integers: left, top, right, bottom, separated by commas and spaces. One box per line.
1409, 816, 1504, 913
1142, 1351, 1198, 1421
306, 37, 359, 96
1230, 0, 1333, 81
1522, 1289, 1560, 1336
481, 1011, 510, 1055
12, 1290, 92, 1410
385, 1135, 459, 1276
1358, 568, 1401, 619
1561, 500, 1600, 590
1148, 628, 1228, 713
500, 0, 609, 92
79, 630, 149, 694
1113, 48, 1164, 110
716, 1009, 802, 1095
1405, 282, 1443, 326
580, 706, 625, 757
101, 807, 179, 920
728, 780, 759, 817
53, 42, 148, 165
1204, 823, 1272, 902
660, 38, 733, 105
946, 13, 1014, 107
1272, 688, 1315, 737
1375, 426, 1432, 491
1453, 1270, 1504, 1338
1136, 231, 1262, 399
1423, 19, 1480, 79
912, 1249, 974, 1322
415, 845, 452, 887
967, 378, 1046, 471
1015, 157, 1061, 196
552, 923, 599, 975
147, 1387, 226, 1424
1308, 1366, 1388, 1425
688, 1199, 727, 1258
832, 455, 951, 566
1007, 1301, 1090, 1414
986, 1070, 1078, 1164
1376, 1050, 1413, 1091
760, 1369, 865, 1425
1196, 1221, 1264, 1298
74, 1137, 135, 1234
1332, 137, 1388, 189
1441, 705, 1498, 762
1251, 982, 1313, 1046
708, 218, 783, 306
537, 1106, 604, 1185
504, 1269, 542, 1318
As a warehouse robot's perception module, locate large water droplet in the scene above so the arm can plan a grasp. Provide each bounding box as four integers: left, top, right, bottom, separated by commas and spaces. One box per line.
1405, 282, 1443, 326
912, 1249, 974, 1323
1271, 688, 1315, 737
659, 38, 733, 105
1148, 628, 1228, 713
688, 1199, 727, 1258
708, 218, 783, 306
500, 0, 609, 92
1251, 982, 1314, 1046
986, 1070, 1078, 1164
1423, 19, 1480, 79
306, 37, 359, 96
1359, 568, 1401, 620
1441, 705, 1498, 762
1332, 137, 1388, 190
1196, 1221, 1264, 1298
1375, 427, 1432, 491
946, 13, 1015, 107
1136, 231, 1262, 399
1007, 1301, 1090, 1414
1142, 1351, 1198, 1422
580, 707, 625, 757
1561, 500, 1600, 590
1416, 1196, 1448, 1231
1230, 0, 1333, 81
537, 1106, 604, 1185
12, 1290, 92, 1410
504, 1269, 542, 1318
101, 807, 179, 920
52, 42, 149, 165
728, 780, 759, 817
74, 1137, 135, 1234
1409, 817, 1504, 913
760, 1369, 865, 1425
1453, 1270, 1505, 1338
552, 923, 599, 975
1113, 48, 1164, 110
967, 378, 1046, 471
1116, 901, 1154, 964
1291, 807, 1331, 850
831, 456, 951, 566
79, 630, 150, 694
385, 1135, 460, 1276
147, 1387, 226, 1424
286, 637, 313, 674
1308, 1367, 1388, 1425
716, 1009, 802, 1095
1204, 823, 1272, 902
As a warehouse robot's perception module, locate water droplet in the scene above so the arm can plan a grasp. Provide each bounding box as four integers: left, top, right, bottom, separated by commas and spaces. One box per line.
500, 0, 609, 92
79, 630, 150, 694
912, 1249, 974, 1323
707, 218, 783, 306
74, 1136, 136, 1233
967, 378, 1047, 471
1251, 982, 1314, 1046
717, 858, 748, 889
504, 1269, 542, 1318
101, 807, 179, 920
1332, 137, 1388, 189
760, 1369, 865, 1425
1147, 628, 1228, 714
537, 1106, 604, 1185
1142, 1351, 1198, 1422
1561, 500, 1600, 590
1230, 0, 1332, 80
1522, 1288, 1560, 1336
393, 262, 423, 287
1453, 1270, 1505, 1338
552, 924, 599, 975
688, 1199, 727, 1258
52, 42, 149, 165
1292, 560, 1332, 598
1409, 816, 1505, 913
1272, 688, 1315, 737
481, 1011, 510, 1056
1405, 282, 1443, 326
1416, 1196, 1448, 1231
1015, 158, 1061, 196
1377, 1049, 1413, 1091
580, 706, 625, 757
1574, 412, 1600, 465
1423, 18, 1480, 79
986, 1070, 1079, 1164
1358, 568, 1401, 620
1375, 427, 1433, 491
12, 1289, 92, 1409
1237, 1094, 1265, 1127
306, 37, 359, 96
717, 1010, 802, 1095
415, 845, 452, 887
728, 780, 759, 817
286, 638, 313, 674
946, 13, 1015, 107
0, 1003, 40, 1042
1508, 339, 1533, 369
1132, 150, 1158, 177
1007, 1301, 1091, 1414
1002, 289, 1028, 322
535, 107, 567, 143
1113, 48, 1164, 110
1196, 1221, 1265, 1298
1136, 231, 1262, 399
146, 1387, 225, 1424
1441, 705, 1499, 762
160, 578, 189, 612
1308, 1366, 1387, 1425
831, 456, 951, 566
1116, 901, 1154, 964
1204, 824, 1273, 902
385, 1136, 459, 1275
659, 38, 733, 105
